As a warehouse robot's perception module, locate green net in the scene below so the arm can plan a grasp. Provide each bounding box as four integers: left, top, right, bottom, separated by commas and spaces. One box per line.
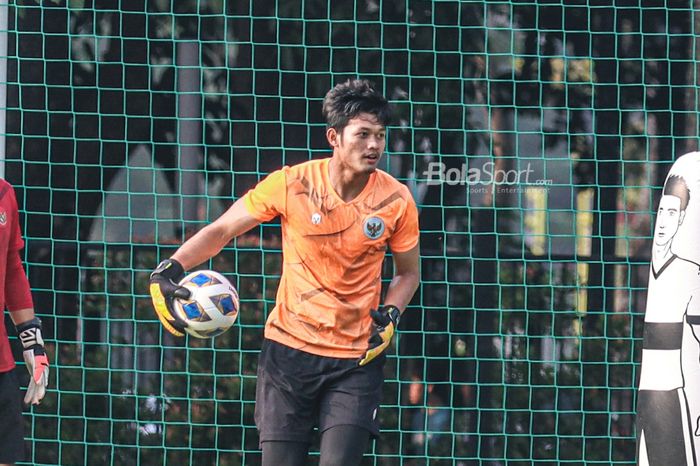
4, 1, 693, 464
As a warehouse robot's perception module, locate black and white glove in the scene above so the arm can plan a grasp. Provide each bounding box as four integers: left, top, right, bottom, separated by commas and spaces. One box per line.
16, 317, 49, 405
358, 305, 401, 366
149, 259, 191, 337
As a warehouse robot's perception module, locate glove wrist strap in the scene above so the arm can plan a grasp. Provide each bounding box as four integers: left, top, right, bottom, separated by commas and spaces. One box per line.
383, 305, 401, 327
15, 317, 44, 350
152, 258, 185, 280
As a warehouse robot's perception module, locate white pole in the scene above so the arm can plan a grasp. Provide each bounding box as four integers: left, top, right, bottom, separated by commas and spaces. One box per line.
0, 2, 9, 179
176, 40, 201, 228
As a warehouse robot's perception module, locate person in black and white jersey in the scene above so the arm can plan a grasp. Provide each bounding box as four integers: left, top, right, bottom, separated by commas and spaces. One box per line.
637, 174, 700, 466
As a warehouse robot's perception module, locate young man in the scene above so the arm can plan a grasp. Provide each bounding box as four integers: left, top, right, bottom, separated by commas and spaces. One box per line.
150, 79, 420, 465
638, 174, 700, 466
0, 179, 50, 466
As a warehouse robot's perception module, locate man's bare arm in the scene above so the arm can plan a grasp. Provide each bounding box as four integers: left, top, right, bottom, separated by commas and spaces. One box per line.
171, 199, 261, 270
384, 244, 420, 312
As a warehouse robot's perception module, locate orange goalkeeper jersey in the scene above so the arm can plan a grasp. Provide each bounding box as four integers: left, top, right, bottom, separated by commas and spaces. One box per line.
243, 157, 419, 358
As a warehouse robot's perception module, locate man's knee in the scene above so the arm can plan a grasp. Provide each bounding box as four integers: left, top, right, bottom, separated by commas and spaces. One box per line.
319, 425, 370, 466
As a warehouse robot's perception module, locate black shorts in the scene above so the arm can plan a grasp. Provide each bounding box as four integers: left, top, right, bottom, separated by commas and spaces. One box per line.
254, 339, 386, 445
0, 369, 25, 463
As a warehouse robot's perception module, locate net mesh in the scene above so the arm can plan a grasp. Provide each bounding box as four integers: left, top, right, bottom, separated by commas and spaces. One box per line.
5, 1, 694, 464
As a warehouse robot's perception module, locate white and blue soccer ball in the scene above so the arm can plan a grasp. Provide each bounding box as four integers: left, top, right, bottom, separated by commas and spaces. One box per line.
172, 270, 239, 339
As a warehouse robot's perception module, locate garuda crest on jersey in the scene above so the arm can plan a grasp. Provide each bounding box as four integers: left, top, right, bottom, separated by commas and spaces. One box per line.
363, 216, 385, 239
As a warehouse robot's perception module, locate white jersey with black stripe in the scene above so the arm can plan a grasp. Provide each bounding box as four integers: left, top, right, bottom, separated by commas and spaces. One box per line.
639, 255, 700, 391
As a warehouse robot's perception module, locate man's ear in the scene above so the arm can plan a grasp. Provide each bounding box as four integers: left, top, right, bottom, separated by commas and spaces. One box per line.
680, 210, 686, 225
326, 127, 339, 148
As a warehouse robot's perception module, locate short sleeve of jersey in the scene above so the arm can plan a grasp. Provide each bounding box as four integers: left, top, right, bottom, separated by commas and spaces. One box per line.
243, 168, 288, 222
686, 277, 700, 323
8, 183, 24, 251
388, 189, 419, 253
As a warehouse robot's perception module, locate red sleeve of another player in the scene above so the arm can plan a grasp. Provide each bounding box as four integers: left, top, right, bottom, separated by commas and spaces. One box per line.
6, 249, 33, 312
6, 188, 33, 311
8, 183, 24, 250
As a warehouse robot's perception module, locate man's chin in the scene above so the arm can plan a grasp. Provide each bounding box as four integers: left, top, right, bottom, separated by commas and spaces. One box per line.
359, 164, 377, 174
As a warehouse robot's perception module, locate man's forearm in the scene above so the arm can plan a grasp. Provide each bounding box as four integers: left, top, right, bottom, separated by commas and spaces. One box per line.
171, 199, 261, 270
171, 224, 230, 270
9, 307, 36, 326
383, 271, 420, 312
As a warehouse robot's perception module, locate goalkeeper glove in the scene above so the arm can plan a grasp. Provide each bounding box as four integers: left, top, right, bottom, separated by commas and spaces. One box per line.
16, 317, 49, 405
149, 258, 191, 337
358, 305, 401, 366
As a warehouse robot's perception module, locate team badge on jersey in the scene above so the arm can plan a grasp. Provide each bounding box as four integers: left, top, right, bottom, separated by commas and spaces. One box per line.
0, 211, 6, 225
363, 216, 385, 239
311, 212, 321, 225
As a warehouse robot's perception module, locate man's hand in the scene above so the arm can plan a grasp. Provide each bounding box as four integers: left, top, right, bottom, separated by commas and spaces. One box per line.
16, 317, 49, 405
149, 259, 191, 337
358, 305, 401, 366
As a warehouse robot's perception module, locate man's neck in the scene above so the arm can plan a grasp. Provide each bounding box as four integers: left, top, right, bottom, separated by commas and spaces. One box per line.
328, 157, 371, 202
652, 244, 674, 270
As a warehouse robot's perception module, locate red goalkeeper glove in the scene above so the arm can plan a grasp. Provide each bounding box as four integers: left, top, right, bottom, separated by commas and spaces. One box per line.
149, 259, 191, 337
16, 317, 49, 405
358, 305, 401, 366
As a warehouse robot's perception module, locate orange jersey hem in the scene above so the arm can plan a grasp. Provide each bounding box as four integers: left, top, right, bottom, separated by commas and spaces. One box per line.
264, 328, 366, 359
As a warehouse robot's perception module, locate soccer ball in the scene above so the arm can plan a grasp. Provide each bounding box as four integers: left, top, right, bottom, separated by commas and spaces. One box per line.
172, 270, 239, 339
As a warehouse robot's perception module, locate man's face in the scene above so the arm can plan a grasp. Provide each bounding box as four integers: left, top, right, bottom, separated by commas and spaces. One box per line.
328, 112, 386, 175
654, 195, 685, 246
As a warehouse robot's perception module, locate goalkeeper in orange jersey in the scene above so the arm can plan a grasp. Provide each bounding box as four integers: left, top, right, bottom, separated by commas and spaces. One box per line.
150, 79, 420, 466
0, 179, 49, 465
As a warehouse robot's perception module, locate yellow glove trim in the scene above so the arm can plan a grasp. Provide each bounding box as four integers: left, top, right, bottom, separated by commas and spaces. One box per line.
358, 322, 395, 366
149, 283, 185, 337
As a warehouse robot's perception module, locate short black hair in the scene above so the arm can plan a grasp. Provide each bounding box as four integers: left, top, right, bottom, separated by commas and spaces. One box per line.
322, 79, 392, 132
664, 174, 691, 211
